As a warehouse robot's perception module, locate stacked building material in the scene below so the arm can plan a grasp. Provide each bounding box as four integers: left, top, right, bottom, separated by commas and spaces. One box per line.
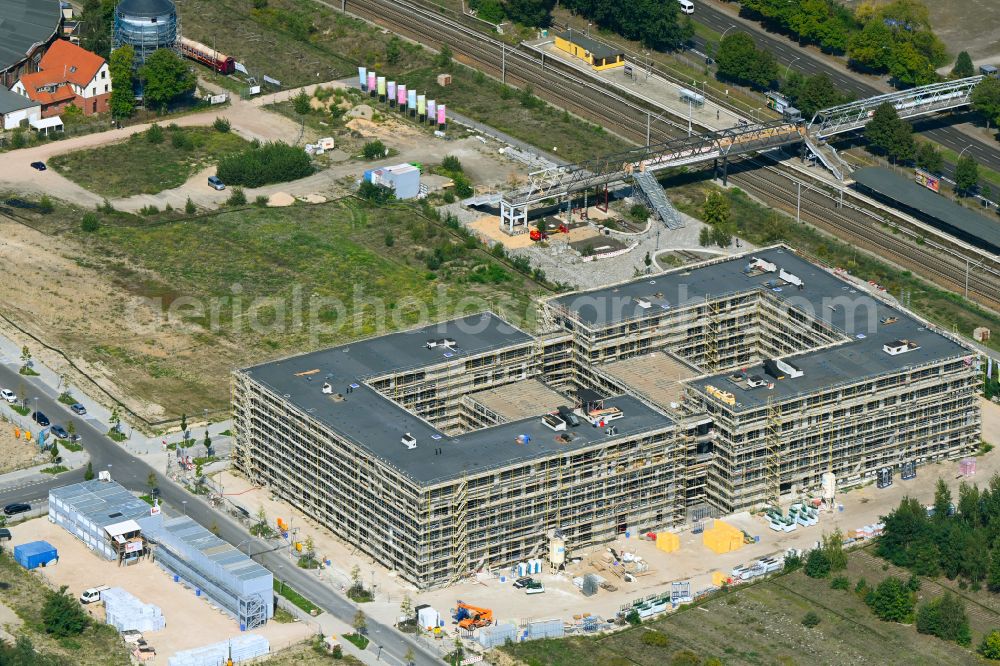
103, 588, 165, 633
711, 570, 729, 586
167, 634, 269, 666
477, 623, 517, 648
702, 520, 744, 554
655, 532, 680, 553
527, 619, 564, 640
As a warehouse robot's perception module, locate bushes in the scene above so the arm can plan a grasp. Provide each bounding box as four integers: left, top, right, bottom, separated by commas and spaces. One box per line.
213, 117, 231, 132
641, 630, 670, 647
981, 630, 1000, 660
362, 140, 387, 160
81, 212, 100, 232
227, 187, 247, 206
830, 576, 850, 590
916, 592, 971, 646
146, 123, 164, 144
216, 142, 312, 187
804, 548, 831, 578
358, 180, 395, 204
801, 611, 821, 628
866, 576, 915, 623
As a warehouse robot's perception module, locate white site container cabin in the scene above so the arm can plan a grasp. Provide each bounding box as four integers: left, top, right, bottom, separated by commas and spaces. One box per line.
367, 163, 420, 199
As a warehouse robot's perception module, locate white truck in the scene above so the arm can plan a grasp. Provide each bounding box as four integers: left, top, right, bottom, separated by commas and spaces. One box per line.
80, 585, 110, 604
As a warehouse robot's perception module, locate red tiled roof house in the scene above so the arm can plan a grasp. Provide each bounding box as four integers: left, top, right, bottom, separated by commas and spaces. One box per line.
11, 40, 110, 117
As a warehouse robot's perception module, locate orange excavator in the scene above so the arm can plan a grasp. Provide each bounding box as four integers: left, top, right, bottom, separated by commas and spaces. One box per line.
530, 223, 569, 241
453, 601, 493, 630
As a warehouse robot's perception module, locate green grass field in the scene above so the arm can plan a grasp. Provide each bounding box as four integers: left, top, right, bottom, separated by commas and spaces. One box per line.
504, 547, 995, 666
7, 196, 547, 417
49, 126, 248, 198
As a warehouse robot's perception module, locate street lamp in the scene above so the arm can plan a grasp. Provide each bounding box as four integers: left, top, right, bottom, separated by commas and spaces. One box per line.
784, 56, 800, 80
182, 500, 187, 516
958, 144, 974, 160
721, 25, 737, 40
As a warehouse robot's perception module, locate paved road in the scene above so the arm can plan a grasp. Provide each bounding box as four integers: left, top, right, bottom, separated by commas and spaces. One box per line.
692, 1, 1000, 173
0, 362, 440, 665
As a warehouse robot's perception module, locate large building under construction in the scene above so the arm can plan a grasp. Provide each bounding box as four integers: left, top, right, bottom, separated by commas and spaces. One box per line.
232, 246, 981, 588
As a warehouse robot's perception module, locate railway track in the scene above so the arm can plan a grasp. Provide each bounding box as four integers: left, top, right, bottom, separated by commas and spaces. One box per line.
344, 0, 1000, 311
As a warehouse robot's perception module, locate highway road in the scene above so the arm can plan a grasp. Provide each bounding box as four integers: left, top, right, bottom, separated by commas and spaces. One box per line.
691, 1, 1000, 173
0, 362, 439, 666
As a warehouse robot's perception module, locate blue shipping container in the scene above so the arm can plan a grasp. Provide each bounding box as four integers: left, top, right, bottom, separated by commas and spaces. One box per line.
14, 541, 58, 570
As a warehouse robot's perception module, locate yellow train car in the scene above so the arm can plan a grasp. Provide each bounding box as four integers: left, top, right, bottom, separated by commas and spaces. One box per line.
554, 30, 624, 71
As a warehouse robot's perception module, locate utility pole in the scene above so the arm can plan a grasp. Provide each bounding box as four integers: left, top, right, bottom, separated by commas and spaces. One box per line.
501, 43, 506, 85
646, 111, 650, 147
796, 182, 801, 224
687, 98, 693, 137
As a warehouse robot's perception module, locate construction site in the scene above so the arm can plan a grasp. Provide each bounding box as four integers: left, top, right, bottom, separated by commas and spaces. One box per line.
232, 245, 981, 589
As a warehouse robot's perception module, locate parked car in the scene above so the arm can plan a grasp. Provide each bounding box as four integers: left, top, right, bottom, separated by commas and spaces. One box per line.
30, 161, 46, 171
207, 175, 226, 191
0, 389, 15, 403
0, 528, 11, 540
50, 425, 69, 439
32, 411, 49, 426
3, 503, 30, 516
513, 577, 533, 589
70, 402, 87, 415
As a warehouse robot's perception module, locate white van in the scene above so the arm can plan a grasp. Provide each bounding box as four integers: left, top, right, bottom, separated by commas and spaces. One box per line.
678, 0, 694, 14
80, 585, 110, 604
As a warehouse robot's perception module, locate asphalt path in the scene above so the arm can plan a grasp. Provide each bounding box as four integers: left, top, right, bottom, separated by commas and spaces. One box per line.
0, 362, 440, 666
691, 2, 1000, 173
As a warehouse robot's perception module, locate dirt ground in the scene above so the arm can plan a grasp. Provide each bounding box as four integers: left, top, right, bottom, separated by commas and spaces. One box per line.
7, 517, 311, 660
841, 0, 1000, 64
0, 418, 44, 473
216, 399, 1000, 634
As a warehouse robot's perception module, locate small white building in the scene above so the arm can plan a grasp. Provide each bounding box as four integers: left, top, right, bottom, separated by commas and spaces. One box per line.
0, 85, 40, 130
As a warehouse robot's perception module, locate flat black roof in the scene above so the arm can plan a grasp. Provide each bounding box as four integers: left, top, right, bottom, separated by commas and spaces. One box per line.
0, 0, 60, 72
852, 167, 1000, 254
553, 247, 971, 411
557, 30, 622, 61
244, 313, 674, 485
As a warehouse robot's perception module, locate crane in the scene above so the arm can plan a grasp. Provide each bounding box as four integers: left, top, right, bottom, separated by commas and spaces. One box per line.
453, 601, 493, 630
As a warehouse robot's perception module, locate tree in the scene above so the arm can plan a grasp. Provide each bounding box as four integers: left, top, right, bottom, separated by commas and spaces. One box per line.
981, 630, 1000, 660
80, 0, 114, 57
795, 73, 844, 118
139, 49, 196, 110
404, 646, 416, 665
711, 224, 733, 248
436, 44, 453, 69
801, 610, 821, 627
109, 44, 135, 119
717, 33, 777, 89
84, 461, 94, 481
644, 251, 652, 268
20, 345, 31, 370
952, 51, 975, 78
180, 413, 188, 440
203, 430, 213, 456
441, 155, 463, 173
888, 120, 915, 163
147, 472, 157, 493
66, 421, 76, 441
400, 593, 413, 621
698, 226, 713, 247
702, 190, 731, 226
228, 187, 247, 206
867, 576, 915, 623
358, 180, 395, 203
109, 405, 122, 432
385, 37, 403, 65
955, 156, 979, 195
42, 586, 89, 637
822, 529, 848, 572
503, 0, 555, 27
48, 442, 59, 463
293, 91, 311, 115
353, 609, 367, 634
213, 117, 231, 132
185, 197, 196, 215
916, 593, 971, 645
915, 142, 943, 174
864, 102, 903, 156
805, 548, 831, 578
933, 478, 952, 520
972, 77, 1000, 128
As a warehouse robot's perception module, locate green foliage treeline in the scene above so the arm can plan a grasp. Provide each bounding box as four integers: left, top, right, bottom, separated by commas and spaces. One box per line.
740, 0, 947, 86
468, 0, 555, 27
561, 0, 694, 52
216, 141, 313, 187
878, 477, 1000, 587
